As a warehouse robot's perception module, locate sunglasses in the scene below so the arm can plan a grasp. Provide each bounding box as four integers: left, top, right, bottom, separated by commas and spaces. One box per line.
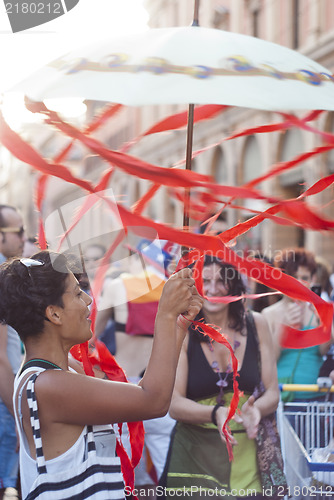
20, 258, 51, 323
20, 258, 44, 280
0, 226, 25, 237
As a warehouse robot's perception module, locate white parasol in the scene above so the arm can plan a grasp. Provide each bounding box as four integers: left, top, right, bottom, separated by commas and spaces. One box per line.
11, 25, 334, 111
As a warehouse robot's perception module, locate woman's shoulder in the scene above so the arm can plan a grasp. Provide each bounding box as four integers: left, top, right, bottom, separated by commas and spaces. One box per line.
248, 310, 271, 340
261, 299, 284, 315
251, 310, 267, 324
260, 300, 284, 327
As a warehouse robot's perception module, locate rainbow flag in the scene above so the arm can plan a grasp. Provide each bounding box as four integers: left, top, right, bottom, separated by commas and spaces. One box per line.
122, 272, 165, 336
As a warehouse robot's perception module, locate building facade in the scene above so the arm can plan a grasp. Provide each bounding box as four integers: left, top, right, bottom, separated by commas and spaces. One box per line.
1, 0, 334, 268
136, 0, 334, 264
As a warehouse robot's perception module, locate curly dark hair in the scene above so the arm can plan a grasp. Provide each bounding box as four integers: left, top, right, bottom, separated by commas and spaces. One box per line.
0, 250, 71, 342
191, 255, 246, 342
274, 248, 317, 277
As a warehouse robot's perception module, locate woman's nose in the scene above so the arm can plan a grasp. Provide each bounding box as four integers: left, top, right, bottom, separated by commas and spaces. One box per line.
84, 291, 92, 306
207, 279, 218, 293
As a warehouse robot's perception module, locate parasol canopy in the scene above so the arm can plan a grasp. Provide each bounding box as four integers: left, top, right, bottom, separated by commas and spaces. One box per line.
10, 25, 334, 111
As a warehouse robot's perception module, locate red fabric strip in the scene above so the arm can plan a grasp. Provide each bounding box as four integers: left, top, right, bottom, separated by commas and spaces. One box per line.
132, 184, 161, 214
245, 144, 334, 189
300, 173, 334, 198
19, 107, 327, 217
12, 106, 145, 493
35, 109, 282, 204
121, 104, 228, 153
278, 111, 334, 143
142, 105, 227, 136
192, 319, 240, 461
0, 112, 96, 193
2, 101, 334, 472
85, 103, 123, 134
70, 340, 143, 498
181, 250, 238, 460
2, 112, 332, 347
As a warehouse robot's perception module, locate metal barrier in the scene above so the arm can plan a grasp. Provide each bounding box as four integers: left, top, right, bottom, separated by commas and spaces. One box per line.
277, 384, 334, 500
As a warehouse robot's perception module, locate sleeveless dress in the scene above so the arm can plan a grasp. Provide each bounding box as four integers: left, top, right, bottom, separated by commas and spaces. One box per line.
278, 344, 323, 400
161, 314, 263, 498
13, 366, 124, 500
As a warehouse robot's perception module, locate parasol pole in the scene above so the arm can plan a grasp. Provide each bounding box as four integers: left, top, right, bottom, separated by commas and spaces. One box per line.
192, 0, 200, 27
183, 104, 194, 232
182, 0, 200, 256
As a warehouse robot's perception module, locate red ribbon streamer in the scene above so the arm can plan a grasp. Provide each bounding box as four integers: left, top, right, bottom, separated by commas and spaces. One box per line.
190, 254, 239, 461
191, 320, 240, 461
1, 111, 332, 346
1, 100, 334, 476
70, 341, 143, 498
121, 104, 228, 153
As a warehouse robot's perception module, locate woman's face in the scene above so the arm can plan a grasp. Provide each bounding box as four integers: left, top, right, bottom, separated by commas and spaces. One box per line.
294, 265, 313, 288
202, 263, 229, 314
61, 272, 93, 343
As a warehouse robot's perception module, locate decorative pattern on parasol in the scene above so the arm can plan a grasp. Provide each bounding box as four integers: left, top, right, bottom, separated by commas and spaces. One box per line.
11, 25, 334, 110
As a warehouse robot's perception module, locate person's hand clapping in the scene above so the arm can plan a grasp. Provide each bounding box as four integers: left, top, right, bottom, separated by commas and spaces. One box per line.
216, 406, 238, 446
235, 395, 261, 439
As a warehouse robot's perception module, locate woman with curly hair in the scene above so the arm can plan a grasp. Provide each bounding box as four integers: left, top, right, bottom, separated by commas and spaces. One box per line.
0, 250, 202, 500
161, 256, 286, 499
262, 248, 333, 403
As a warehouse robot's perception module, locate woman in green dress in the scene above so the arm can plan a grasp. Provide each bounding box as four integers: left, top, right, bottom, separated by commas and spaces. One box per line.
161, 256, 286, 499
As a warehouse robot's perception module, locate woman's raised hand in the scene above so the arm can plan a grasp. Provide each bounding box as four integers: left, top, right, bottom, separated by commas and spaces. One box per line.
159, 268, 198, 320
177, 279, 204, 331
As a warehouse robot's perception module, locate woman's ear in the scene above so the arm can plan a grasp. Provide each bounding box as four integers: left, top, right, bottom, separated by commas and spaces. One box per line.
45, 305, 62, 325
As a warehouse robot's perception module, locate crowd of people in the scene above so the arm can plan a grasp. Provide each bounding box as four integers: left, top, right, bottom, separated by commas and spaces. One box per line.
0, 203, 333, 499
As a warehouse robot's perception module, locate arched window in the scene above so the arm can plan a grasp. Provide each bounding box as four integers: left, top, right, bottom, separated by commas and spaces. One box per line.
278, 128, 305, 247
238, 136, 262, 253
212, 146, 227, 185
243, 136, 261, 184
279, 128, 304, 187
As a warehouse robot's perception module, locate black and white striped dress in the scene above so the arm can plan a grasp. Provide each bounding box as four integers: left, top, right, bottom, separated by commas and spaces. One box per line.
14, 367, 125, 500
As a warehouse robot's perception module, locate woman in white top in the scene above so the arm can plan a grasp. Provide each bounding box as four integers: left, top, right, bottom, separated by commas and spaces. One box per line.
0, 250, 202, 500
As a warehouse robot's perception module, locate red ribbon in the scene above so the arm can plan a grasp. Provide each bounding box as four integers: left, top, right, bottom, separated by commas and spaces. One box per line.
1, 101, 334, 475
190, 254, 240, 461
70, 341, 143, 498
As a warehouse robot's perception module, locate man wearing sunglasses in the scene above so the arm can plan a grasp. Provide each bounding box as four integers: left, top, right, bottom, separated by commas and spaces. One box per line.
0, 204, 26, 500
0, 205, 25, 263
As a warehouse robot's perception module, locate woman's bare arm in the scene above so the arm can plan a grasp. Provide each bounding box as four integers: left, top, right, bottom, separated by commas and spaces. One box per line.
35, 269, 203, 425
238, 312, 279, 439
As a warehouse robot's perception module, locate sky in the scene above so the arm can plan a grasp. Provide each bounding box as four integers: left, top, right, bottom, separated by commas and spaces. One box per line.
0, 0, 149, 93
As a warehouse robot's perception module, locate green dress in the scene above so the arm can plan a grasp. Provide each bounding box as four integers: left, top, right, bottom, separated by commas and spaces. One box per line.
161, 314, 287, 499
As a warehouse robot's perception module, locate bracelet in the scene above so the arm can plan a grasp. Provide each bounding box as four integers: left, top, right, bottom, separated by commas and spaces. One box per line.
179, 314, 191, 327
211, 402, 223, 426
